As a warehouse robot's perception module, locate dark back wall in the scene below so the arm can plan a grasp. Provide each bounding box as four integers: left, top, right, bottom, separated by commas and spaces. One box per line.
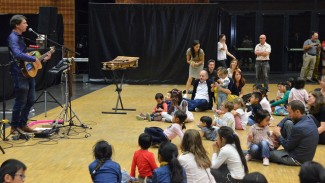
88, 3, 219, 84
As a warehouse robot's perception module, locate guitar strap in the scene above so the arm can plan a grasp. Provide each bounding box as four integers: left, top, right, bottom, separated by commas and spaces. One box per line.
7, 47, 20, 66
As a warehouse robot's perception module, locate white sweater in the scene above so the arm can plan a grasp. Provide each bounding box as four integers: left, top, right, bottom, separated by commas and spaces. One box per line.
178, 152, 216, 183
211, 144, 245, 180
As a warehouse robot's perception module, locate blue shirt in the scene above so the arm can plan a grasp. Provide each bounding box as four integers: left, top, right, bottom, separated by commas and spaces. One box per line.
89, 159, 122, 183
152, 165, 187, 183
279, 115, 319, 164
8, 31, 35, 76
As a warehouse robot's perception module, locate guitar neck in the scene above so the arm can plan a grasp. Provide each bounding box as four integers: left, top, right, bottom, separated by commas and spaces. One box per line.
38, 51, 50, 61
38, 48, 55, 61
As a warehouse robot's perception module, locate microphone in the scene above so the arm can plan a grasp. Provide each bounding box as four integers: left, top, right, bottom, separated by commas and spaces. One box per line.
28, 28, 46, 39
28, 28, 40, 36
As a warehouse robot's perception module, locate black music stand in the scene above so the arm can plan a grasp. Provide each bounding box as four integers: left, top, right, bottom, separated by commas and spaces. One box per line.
102, 69, 136, 115
33, 79, 63, 117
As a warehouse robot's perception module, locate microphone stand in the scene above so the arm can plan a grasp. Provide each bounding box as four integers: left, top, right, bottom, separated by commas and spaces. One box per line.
30, 29, 89, 133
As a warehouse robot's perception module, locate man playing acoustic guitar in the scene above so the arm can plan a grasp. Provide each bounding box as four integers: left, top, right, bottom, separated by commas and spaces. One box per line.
8, 15, 51, 133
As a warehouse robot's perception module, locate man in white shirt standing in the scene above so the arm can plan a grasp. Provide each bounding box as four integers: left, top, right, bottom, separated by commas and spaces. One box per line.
255, 34, 271, 91
185, 70, 213, 111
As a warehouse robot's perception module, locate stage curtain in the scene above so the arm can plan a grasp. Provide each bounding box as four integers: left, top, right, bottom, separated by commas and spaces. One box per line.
89, 3, 219, 84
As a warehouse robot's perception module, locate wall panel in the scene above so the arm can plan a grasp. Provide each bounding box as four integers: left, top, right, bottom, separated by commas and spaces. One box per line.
0, 0, 75, 55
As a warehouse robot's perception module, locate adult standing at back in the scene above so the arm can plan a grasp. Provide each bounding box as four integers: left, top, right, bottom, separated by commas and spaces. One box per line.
184, 40, 205, 98
300, 32, 321, 83
217, 34, 236, 68
255, 34, 271, 91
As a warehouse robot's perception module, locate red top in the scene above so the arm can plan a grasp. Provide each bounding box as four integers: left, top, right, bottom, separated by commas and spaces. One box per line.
130, 149, 158, 177
152, 102, 168, 113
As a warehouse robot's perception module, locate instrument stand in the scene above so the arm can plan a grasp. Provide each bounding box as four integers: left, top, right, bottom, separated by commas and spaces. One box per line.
33, 54, 63, 117
33, 89, 63, 117
102, 69, 136, 115
53, 59, 88, 135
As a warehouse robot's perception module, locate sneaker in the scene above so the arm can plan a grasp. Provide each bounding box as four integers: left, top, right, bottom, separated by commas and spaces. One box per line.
183, 94, 188, 98
245, 154, 252, 161
195, 107, 203, 112
263, 158, 270, 166
146, 113, 151, 122
136, 115, 145, 120
139, 113, 146, 117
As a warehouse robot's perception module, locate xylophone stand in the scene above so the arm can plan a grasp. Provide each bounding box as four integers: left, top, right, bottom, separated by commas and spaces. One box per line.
102, 69, 136, 115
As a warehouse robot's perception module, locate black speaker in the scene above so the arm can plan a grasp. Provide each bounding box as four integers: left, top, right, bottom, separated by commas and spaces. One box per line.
0, 47, 10, 64
37, 7, 58, 35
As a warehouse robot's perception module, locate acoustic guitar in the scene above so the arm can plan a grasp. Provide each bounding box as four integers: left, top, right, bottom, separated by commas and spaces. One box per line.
20, 46, 55, 78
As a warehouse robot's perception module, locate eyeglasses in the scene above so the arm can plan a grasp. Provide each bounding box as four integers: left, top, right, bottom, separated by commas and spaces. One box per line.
15, 174, 26, 181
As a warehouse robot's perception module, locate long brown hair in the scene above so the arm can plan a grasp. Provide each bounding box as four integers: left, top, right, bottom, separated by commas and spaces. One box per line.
232, 69, 246, 87
308, 91, 325, 115
181, 129, 211, 169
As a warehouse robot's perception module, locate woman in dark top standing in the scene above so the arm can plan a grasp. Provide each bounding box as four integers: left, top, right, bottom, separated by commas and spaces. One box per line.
231, 69, 246, 98
307, 91, 325, 144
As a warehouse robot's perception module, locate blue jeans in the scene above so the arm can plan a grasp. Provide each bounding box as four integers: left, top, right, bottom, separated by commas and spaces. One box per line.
277, 117, 294, 139
255, 61, 270, 90
11, 75, 35, 128
218, 92, 227, 109
249, 140, 271, 159
186, 99, 208, 111
269, 149, 300, 166
247, 117, 255, 126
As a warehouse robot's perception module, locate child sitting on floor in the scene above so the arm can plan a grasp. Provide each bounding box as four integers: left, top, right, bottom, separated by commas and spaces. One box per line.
161, 89, 194, 123
144, 110, 186, 146
89, 140, 122, 182
130, 133, 158, 183
165, 91, 172, 111
231, 97, 248, 130
288, 77, 308, 106
197, 116, 218, 141
136, 93, 168, 121
247, 92, 263, 126
215, 101, 235, 130
152, 141, 187, 183
246, 109, 274, 166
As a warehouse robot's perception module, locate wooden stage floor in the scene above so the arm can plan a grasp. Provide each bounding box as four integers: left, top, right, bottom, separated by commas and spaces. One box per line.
0, 84, 323, 183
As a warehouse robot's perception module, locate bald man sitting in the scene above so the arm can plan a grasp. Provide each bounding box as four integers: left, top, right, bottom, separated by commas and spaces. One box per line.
184, 70, 213, 111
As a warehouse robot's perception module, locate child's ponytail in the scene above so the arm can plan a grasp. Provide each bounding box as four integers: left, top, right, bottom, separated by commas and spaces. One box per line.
174, 110, 187, 130
169, 152, 184, 183
181, 121, 186, 130
158, 142, 184, 183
